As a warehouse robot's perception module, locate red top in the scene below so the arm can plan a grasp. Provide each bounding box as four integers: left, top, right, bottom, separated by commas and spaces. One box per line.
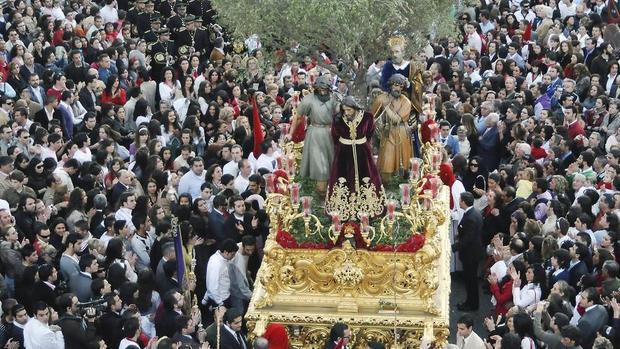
531, 146, 547, 160
568, 120, 585, 141
489, 279, 514, 316
47, 87, 63, 101
101, 88, 127, 106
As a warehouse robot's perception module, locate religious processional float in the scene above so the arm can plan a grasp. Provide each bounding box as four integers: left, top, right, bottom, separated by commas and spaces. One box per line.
246, 133, 452, 348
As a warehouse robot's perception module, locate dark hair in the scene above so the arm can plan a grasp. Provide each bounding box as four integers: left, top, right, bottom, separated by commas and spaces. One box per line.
220, 238, 239, 253
79, 254, 96, 272
122, 317, 140, 338
327, 322, 349, 342
460, 192, 475, 206
38, 264, 54, 282
457, 314, 474, 328
560, 325, 581, 345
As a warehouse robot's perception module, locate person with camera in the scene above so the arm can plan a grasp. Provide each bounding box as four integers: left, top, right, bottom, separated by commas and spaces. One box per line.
56, 292, 97, 349
97, 292, 124, 349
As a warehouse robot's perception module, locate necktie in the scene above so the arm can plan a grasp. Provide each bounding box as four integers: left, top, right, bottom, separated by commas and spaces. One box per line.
236, 332, 246, 349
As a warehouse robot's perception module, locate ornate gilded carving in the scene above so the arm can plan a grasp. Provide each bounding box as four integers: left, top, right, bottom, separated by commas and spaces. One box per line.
325, 177, 386, 222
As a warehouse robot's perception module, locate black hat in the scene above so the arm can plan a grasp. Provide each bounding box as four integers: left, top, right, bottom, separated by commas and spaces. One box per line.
184, 14, 196, 22
158, 27, 170, 35
341, 96, 363, 110
151, 16, 162, 24
313, 76, 331, 90
175, 1, 187, 8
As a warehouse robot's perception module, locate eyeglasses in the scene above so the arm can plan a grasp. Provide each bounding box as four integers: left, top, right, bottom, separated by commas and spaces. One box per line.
470, 163, 479, 167
39, 234, 50, 239
36, 165, 44, 169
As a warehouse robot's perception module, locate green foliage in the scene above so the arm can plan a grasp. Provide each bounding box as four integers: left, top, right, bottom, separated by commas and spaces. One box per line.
212, 0, 457, 67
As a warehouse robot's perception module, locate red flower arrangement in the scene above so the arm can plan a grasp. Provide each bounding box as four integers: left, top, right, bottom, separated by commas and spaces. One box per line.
275, 222, 426, 253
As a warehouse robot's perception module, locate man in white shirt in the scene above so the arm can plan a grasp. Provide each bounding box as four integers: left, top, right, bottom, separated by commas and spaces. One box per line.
223, 145, 243, 177
455, 314, 486, 349
234, 159, 252, 194
465, 22, 482, 54
99, 0, 119, 25
24, 301, 65, 349
178, 157, 206, 200
130, 215, 155, 272
115, 192, 137, 233
202, 239, 238, 308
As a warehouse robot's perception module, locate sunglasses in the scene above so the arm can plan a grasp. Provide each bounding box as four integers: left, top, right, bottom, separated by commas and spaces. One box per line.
470, 163, 479, 167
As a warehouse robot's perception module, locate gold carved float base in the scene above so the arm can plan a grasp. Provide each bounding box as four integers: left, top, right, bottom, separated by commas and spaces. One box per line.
246, 188, 452, 348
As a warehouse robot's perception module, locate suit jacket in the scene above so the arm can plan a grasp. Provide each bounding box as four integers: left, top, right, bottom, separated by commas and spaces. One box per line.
477, 126, 500, 171
19, 64, 45, 82
27, 85, 47, 106
109, 182, 129, 207
172, 332, 201, 349
97, 311, 123, 349
33, 107, 62, 132
218, 326, 248, 349
78, 87, 98, 113
208, 210, 226, 242
30, 281, 57, 309
69, 272, 93, 302
577, 304, 608, 349
456, 331, 486, 349
568, 260, 588, 289
223, 213, 256, 243
456, 207, 484, 263
155, 309, 181, 338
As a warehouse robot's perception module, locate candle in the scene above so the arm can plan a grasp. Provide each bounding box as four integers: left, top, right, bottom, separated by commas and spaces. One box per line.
386, 200, 396, 220
430, 123, 439, 141
301, 196, 312, 216
432, 151, 441, 169
287, 156, 296, 175
290, 183, 300, 205
411, 158, 421, 175
430, 177, 440, 198
400, 183, 411, 205
276, 156, 283, 169
265, 174, 275, 193
332, 212, 341, 232
423, 190, 432, 209
360, 213, 369, 230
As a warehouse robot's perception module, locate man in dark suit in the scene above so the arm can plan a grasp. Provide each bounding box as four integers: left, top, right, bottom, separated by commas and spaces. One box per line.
155, 242, 176, 294
172, 315, 205, 348
159, 260, 181, 296
78, 75, 99, 114
500, 186, 525, 235
69, 255, 97, 302
576, 287, 609, 349
217, 308, 248, 349
568, 242, 590, 289
453, 192, 484, 311
97, 293, 123, 349
26, 73, 46, 106
32, 95, 61, 132
208, 195, 228, 242
477, 113, 501, 172
223, 195, 259, 243
155, 290, 184, 338
30, 264, 58, 310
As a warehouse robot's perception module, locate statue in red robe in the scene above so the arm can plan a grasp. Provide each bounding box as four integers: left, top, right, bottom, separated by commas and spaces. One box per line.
326, 97, 385, 221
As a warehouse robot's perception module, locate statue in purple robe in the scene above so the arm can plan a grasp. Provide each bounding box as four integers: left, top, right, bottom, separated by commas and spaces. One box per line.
326, 96, 385, 221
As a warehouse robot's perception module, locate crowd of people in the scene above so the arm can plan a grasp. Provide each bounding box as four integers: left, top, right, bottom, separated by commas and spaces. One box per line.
0, 0, 619, 348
